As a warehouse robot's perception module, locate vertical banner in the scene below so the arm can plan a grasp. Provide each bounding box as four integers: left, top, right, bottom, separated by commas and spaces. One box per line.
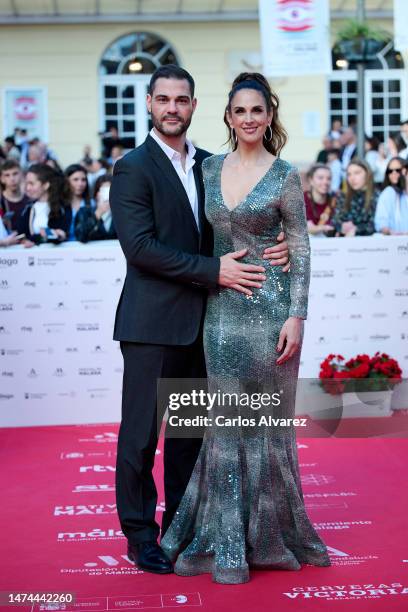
2, 87, 48, 140
394, 0, 408, 51
259, 0, 331, 77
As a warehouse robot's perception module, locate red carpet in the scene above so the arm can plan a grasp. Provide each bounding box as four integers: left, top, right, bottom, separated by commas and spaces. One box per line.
1, 424, 407, 611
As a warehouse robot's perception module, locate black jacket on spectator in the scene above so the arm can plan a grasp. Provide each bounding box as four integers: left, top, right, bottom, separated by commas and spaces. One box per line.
75, 206, 117, 242
17, 203, 72, 243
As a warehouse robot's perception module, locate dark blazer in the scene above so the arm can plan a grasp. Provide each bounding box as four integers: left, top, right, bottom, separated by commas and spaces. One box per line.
74, 206, 117, 243
17, 202, 72, 244
110, 134, 220, 345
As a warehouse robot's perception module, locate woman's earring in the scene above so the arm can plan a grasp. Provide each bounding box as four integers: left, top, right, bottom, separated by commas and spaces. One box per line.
231, 127, 238, 147
264, 125, 273, 142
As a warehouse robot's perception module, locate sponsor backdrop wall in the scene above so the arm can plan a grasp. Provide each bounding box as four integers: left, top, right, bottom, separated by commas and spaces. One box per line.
0, 236, 406, 426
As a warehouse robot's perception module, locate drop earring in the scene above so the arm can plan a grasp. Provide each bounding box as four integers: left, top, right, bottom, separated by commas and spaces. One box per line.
264, 125, 273, 142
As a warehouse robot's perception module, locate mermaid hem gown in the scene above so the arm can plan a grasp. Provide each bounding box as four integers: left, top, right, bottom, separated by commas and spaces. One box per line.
160, 155, 331, 584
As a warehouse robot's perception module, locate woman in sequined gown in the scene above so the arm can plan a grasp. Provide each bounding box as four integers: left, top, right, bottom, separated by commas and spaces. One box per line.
161, 73, 331, 583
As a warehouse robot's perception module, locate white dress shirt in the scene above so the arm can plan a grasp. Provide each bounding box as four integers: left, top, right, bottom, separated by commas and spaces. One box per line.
150, 128, 199, 230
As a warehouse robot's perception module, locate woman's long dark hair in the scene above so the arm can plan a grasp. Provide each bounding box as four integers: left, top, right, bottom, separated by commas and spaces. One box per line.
224, 72, 288, 156
27, 163, 70, 219
344, 159, 374, 213
64, 163, 91, 206
381, 156, 406, 193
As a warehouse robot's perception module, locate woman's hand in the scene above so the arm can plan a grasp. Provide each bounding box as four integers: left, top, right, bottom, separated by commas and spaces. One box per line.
95, 201, 110, 220
341, 221, 356, 236
54, 229, 66, 241
276, 317, 303, 365
2, 231, 20, 246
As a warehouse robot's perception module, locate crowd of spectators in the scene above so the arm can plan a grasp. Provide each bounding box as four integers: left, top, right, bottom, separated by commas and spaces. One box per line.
1, 120, 408, 249
304, 118, 408, 237
0, 129, 117, 248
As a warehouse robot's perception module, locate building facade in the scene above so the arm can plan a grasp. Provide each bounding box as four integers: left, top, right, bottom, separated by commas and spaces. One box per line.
0, 1, 406, 167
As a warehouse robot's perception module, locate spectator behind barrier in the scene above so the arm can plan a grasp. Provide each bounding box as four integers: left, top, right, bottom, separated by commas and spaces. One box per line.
75, 174, 116, 243
332, 159, 378, 237
0, 160, 32, 231
365, 135, 387, 186
304, 163, 336, 237
17, 163, 72, 246
326, 148, 342, 193
65, 163, 94, 241
375, 157, 408, 235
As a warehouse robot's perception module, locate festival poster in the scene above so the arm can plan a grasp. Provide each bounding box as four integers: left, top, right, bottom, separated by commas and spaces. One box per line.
2, 87, 48, 140
259, 0, 331, 77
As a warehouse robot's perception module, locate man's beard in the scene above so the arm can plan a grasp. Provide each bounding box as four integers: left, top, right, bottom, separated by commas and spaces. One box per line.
151, 112, 192, 137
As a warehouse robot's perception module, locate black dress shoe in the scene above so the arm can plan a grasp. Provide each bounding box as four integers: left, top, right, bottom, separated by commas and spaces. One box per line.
128, 541, 174, 574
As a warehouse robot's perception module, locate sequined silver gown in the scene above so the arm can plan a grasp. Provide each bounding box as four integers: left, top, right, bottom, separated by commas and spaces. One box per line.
161, 154, 331, 583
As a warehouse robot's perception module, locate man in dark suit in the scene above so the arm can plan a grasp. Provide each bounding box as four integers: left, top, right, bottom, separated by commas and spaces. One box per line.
110, 65, 289, 574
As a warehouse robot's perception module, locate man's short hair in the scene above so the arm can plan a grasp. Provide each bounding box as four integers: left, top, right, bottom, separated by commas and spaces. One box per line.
149, 64, 195, 98
0, 159, 21, 174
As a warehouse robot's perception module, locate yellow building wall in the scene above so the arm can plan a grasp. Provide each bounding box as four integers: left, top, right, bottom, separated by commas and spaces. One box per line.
0, 18, 395, 169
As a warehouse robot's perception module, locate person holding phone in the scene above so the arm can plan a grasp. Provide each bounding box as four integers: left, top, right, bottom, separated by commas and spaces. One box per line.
75, 175, 116, 242
0, 215, 23, 247
17, 163, 71, 246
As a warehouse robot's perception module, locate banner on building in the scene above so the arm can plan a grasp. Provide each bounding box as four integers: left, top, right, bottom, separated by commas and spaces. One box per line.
394, 0, 408, 51
2, 87, 48, 140
259, 0, 331, 77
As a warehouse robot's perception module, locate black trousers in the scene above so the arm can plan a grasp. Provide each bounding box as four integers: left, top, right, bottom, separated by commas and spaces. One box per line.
116, 334, 205, 545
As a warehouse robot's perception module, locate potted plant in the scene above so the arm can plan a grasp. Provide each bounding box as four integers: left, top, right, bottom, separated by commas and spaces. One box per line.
319, 352, 402, 417
333, 20, 391, 63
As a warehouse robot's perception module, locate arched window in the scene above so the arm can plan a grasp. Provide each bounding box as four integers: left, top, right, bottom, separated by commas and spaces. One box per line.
99, 32, 179, 149
328, 42, 406, 143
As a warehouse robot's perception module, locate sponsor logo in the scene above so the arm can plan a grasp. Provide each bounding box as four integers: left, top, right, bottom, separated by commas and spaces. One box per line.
0, 280, 9, 289
55, 301, 67, 310
21, 325, 33, 332
0, 325, 9, 334
397, 242, 408, 253
25, 303, 41, 310
0, 258, 18, 268
43, 323, 65, 334
73, 256, 115, 264
313, 520, 372, 530
79, 465, 115, 473
60, 450, 116, 460
81, 279, 98, 286
372, 313, 387, 319
347, 291, 359, 299
54, 504, 116, 516
28, 368, 38, 378
57, 528, 124, 541
57, 391, 77, 398
76, 323, 99, 332
341, 334, 359, 342
81, 299, 103, 311
30, 256, 63, 266
66, 347, 79, 353
78, 432, 118, 443
0, 303, 13, 311
349, 314, 362, 320
0, 393, 14, 400
24, 392, 48, 400
88, 388, 109, 399
72, 484, 116, 493
369, 334, 391, 341
301, 474, 335, 486
395, 289, 408, 297
283, 582, 406, 600
79, 368, 102, 376
1, 348, 24, 356
35, 347, 53, 354
1, 371, 13, 377
49, 279, 68, 286
378, 268, 390, 274
374, 289, 383, 298
312, 270, 334, 278
24, 280, 36, 287
53, 367, 65, 377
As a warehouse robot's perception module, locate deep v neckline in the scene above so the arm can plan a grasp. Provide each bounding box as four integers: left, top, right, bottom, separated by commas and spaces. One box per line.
219, 153, 279, 212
